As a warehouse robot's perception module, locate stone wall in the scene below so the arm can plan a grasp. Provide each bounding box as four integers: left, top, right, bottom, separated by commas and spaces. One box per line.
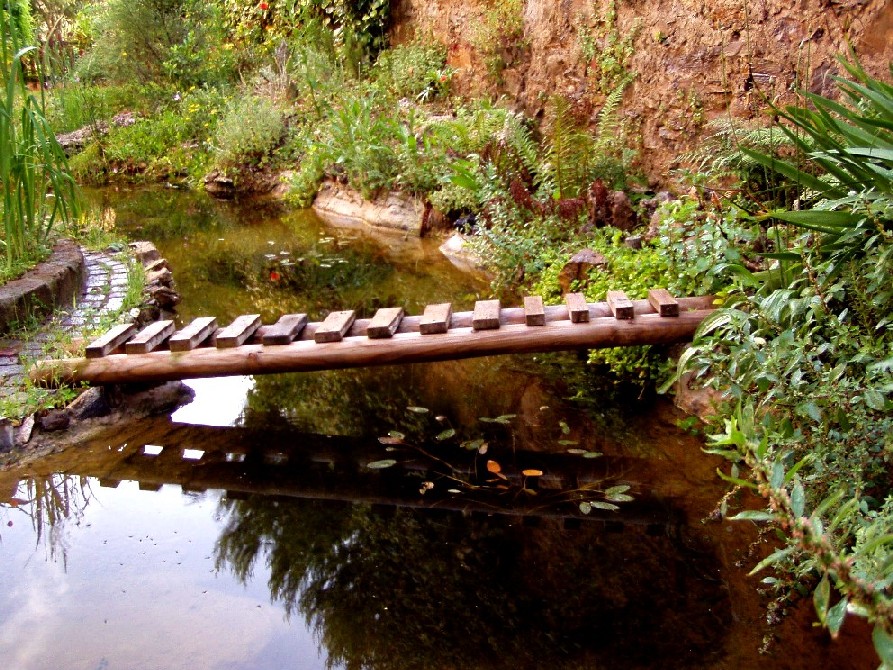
390, 0, 892, 184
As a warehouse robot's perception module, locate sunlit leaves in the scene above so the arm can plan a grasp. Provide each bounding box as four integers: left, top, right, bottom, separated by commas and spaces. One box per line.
435, 428, 456, 441
604, 485, 633, 503
367, 459, 397, 469
479, 414, 516, 424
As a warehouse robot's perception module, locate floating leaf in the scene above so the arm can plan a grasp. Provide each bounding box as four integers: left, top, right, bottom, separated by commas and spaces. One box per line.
378, 436, 403, 445
461, 438, 484, 451
559, 420, 570, 435
435, 428, 456, 441
486, 460, 501, 473
478, 442, 489, 455
388, 430, 405, 440
566, 448, 587, 454
522, 469, 543, 477
407, 406, 429, 414
558, 440, 579, 446
583, 451, 603, 459
579, 501, 592, 514
604, 485, 630, 497
435, 415, 447, 422
493, 414, 517, 424
367, 459, 397, 470
590, 501, 620, 511
447, 488, 462, 494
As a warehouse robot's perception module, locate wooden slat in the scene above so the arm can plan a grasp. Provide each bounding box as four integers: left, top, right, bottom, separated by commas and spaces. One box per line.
647, 289, 679, 317
419, 303, 452, 335
565, 293, 590, 323
315, 310, 356, 343
169, 317, 217, 352
606, 291, 634, 320
523, 296, 546, 326
472, 299, 501, 330
262, 314, 308, 345
217, 314, 261, 349
86, 323, 138, 359
125, 320, 175, 354
367, 307, 404, 339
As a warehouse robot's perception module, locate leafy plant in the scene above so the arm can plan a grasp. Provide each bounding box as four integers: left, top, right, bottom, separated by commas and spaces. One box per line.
213, 94, 285, 168
1, 10, 79, 273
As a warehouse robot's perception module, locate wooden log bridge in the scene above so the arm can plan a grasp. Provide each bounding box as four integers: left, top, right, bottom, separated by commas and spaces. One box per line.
30, 290, 715, 385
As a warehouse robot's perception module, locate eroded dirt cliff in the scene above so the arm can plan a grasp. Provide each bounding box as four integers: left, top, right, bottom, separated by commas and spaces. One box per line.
391, 0, 892, 184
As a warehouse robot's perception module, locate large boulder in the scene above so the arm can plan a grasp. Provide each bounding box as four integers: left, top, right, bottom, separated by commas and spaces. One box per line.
312, 181, 425, 235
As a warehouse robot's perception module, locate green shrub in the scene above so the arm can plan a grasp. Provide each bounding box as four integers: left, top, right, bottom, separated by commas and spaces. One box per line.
372, 41, 451, 102
213, 95, 284, 168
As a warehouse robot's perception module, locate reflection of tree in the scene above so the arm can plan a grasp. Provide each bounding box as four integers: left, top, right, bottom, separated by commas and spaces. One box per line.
1, 475, 94, 567
215, 494, 731, 670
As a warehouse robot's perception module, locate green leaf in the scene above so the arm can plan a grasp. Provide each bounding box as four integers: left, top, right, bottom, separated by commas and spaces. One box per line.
873, 624, 893, 667
729, 510, 775, 522
589, 501, 620, 511
407, 406, 429, 414
813, 575, 830, 624
827, 597, 848, 637
791, 480, 805, 518
583, 451, 603, 459
604, 485, 630, 497
770, 461, 785, 489
367, 459, 397, 469
749, 546, 796, 575
864, 388, 886, 410
435, 428, 456, 441
579, 501, 592, 515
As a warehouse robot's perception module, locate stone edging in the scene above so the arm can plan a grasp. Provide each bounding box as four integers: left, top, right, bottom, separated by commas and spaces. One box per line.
0, 240, 85, 336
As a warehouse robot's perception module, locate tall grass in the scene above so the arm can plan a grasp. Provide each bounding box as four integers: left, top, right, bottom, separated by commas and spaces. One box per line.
1, 9, 79, 275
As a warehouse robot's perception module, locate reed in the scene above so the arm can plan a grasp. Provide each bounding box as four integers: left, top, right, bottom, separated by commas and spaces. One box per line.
0, 9, 79, 274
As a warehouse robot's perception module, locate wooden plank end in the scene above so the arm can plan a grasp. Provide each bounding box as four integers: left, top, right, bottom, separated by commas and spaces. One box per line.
523, 296, 546, 326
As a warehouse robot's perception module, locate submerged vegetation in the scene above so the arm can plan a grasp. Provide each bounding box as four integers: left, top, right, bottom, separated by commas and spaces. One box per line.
0, 0, 891, 661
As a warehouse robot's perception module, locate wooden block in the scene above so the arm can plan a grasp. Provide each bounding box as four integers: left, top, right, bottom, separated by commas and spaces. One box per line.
647, 289, 679, 317
262, 314, 308, 345
606, 290, 634, 320
217, 314, 262, 348
315, 310, 356, 343
523, 296, 546, 326
472, 299, 501, 330
86, 323, 137, 358
367, 307, 404, 339
419, 303, 452, 335
565, 293, 590, 323
169, 317, 217, 352
125, 320, 175, 354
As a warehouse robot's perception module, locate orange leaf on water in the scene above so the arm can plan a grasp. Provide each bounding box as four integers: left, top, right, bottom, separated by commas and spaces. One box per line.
486, 460, 501, 473
522, 469, 543, 477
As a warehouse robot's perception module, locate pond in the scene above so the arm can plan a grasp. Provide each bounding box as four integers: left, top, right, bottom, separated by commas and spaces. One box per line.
0, 188, 877, 670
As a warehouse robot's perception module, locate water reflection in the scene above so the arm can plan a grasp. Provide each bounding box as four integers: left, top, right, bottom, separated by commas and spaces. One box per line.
216, 495, 730, 670
2, 416, 731, 669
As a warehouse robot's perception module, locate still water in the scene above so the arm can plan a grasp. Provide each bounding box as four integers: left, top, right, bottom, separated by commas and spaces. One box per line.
0, 189, 877, 669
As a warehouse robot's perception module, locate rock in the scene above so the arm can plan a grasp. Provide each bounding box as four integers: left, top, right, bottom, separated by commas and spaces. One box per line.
67, 387, 111, 420
558, 249, 607, 293
624, 235, 643, 249
36, 409, 71, 432
14, 415, 34, 447
118, 382, 195, 416
146, 267, 173, 286
129, 241, 162, 266
144, 258, 171, 274
673, 371, 727, 422
439, 232, 484, 273
204, 171, 236, 199
0, 420, 13, 453
312, 181, 425, 235
608, 191, 637, 231
150, 286, 181, 309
